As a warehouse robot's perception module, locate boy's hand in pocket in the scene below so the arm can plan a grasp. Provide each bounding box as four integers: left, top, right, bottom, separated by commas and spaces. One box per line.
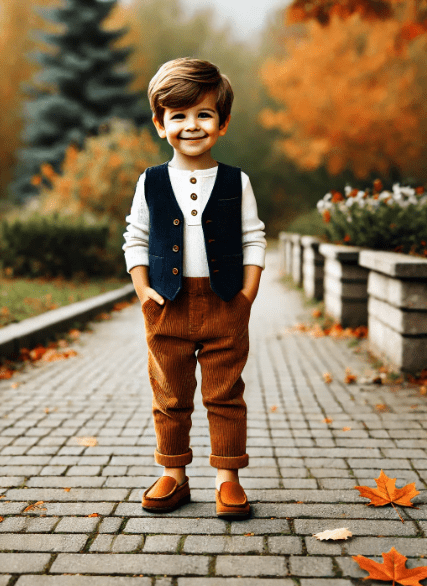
141, 287, 164, 306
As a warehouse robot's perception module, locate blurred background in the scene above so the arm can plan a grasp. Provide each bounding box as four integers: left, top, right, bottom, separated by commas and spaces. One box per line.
1, 0, 427, 290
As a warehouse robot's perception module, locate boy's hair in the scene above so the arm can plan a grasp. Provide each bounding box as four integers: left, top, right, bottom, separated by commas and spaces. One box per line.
148, 57, 234, 128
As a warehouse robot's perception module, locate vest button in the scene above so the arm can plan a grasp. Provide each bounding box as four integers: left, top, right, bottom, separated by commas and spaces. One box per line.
191, 210, 197, 216
173, 219, 180, 225
172, 267, 179, 275
190, 193, 197, 200
172, 245, 179, 252
190, 177, 197, 184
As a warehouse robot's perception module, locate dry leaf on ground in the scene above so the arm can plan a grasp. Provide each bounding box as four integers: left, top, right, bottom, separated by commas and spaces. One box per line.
0, 517, 4, 522
323, 417, 333, 424
353, 547, 427, 586
344, 367, 357, 383
342, 426, 352, 432
313, 527, 352, 540
323, 372, 333, 383
87, 513, 99, 517
63, 488, 71, 492
270, 405, 278, 412
73, 437, 98, 447
355, 470, 419, 508
23, 501, 47, 513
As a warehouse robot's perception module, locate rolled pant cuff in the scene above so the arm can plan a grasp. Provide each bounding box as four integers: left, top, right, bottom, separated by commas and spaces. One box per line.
210, 453, 249, 469
154, 448, 193, 467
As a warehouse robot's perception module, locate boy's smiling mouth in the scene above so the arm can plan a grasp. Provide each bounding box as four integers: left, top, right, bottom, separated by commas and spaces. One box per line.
179, 135, 208, 141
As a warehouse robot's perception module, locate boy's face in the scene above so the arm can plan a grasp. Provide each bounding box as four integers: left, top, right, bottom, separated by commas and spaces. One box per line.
152, 92, 230, 161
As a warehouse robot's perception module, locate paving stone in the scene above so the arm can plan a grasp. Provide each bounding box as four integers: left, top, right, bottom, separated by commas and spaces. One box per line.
0, 577, 11, 586
27, 477, 105, 488
215, 556, 287, 577
268, 536, 303, 554
230, 519, 290, 534
289, 556, 334, 576
0, 553, 51, 572
55, 517, 100, 533
344, 537, 427, 556
294, 518, 416, 536
143, 534, 180, 553
6, 488, 128, 502
124, 518, 227, 534
98, 517, 123, 533
89, 534, 114, 552
111, 535, 142, 552
16, 578, 158, 585
50, 553, 209, 574
0, 534, 88, 552
305, 536, 342, 555
178, 577, 295, 586
300, 578, 352, 586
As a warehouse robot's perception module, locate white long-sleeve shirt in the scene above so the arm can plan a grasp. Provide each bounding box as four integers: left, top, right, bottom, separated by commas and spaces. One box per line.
123, 164, 267, 276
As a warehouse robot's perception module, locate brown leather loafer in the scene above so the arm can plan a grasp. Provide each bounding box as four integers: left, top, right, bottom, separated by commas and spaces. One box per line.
216, 481, 250, 518
142, 476, 190, 512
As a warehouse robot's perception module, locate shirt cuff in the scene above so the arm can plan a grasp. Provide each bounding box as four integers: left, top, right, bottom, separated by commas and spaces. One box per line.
243, 245, 266, 269
124, 248, 149, 273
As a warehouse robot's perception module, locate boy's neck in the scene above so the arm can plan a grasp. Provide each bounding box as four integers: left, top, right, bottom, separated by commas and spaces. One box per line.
169, 150, 218, 171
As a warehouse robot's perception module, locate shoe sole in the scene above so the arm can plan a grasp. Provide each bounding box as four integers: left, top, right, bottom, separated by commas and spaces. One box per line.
142, 493, 191, 513
216, 509, 250, 518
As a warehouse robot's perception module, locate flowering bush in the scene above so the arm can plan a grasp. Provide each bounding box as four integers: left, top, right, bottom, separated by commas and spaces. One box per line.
316, 180, 427, 256
31, 117, 161, 222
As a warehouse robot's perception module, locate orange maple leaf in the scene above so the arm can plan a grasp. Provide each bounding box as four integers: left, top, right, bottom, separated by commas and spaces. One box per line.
353, 547, 427, 586
355, 470, 419, 522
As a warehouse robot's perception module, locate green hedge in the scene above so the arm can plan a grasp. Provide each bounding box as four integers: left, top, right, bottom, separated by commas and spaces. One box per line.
0, 213, 127, 278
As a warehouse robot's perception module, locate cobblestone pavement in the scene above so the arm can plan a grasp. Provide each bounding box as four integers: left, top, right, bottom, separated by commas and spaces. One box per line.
1, 246, 427, 585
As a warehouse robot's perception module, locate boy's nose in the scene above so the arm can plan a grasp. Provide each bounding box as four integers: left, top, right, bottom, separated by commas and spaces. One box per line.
185, 117, 199, 130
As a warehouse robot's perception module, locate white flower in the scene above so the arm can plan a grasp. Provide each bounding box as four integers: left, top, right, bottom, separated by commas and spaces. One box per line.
400, 186, 415, 197
346, 198, 356, 207
344, 185, 353, 196
324, 193, 332, 202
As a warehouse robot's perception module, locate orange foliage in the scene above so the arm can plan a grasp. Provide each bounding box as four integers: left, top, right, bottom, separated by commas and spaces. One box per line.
353, 547, 427, 585
261, 6, 427, 181
34, 118, 160, 221
0, 0, 62, 200
355, 469, 419, 508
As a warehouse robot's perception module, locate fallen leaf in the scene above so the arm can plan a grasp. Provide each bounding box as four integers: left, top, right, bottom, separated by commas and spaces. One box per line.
420, 386, 427, 395
23, 501, 47, 513
312, 308, 322, 318
313, 527, 352, 540
0, 366, 14, 380
10, 382, 20, 389
375, 403, 389, 412
87, 513, 99, 517
73, 437, 98, 447
355, 470, 419, 508
342, 427, 352, 432
353, 547, 427, 586
323, 417, 333, 424
0, 516, 3, 523
244, 532, 255, 536
344, 367, 357, 384
270, 405, 278, 412
323, 372, 333, 383
355, 469, 419, 523
296, 501, 304, 504
0, 495, 5, 499
63, 488, 71, 492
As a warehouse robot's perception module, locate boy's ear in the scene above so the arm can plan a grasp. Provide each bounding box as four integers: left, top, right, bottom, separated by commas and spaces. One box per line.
218, 115, 231, 137
152, 114, 166, 138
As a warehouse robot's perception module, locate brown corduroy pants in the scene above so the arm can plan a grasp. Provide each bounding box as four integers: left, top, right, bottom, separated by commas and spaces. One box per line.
142, 277, 251, 470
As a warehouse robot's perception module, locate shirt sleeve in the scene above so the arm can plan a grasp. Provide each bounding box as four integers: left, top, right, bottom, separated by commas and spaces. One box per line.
241, 171, 267, 269
122, 172, 150, 272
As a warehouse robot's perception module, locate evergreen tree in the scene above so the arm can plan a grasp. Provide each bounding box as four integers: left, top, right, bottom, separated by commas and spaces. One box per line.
11, 0, 149, 201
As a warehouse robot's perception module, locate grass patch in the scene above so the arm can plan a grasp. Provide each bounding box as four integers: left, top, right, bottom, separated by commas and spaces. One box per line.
0, 276, 129, 327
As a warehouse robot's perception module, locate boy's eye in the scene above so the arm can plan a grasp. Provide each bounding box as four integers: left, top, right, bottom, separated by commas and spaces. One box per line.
199, 112, 212, 118
171, 114, 185, 120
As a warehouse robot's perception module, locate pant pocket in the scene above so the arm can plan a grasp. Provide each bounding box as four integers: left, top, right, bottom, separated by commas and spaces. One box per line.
142, 298, 165, 329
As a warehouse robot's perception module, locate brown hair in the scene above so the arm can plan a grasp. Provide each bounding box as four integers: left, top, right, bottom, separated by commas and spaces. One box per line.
148, 57, 234, 127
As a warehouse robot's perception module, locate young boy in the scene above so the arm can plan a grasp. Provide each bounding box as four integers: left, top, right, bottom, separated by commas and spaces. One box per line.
123, 57, 266, 517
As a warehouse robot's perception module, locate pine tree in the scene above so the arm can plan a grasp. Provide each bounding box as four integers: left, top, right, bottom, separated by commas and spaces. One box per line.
11, 0, 149, 201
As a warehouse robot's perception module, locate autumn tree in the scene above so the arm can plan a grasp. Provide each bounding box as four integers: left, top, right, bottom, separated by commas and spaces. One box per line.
10, 0, 145, 202
261, 0, 427, 183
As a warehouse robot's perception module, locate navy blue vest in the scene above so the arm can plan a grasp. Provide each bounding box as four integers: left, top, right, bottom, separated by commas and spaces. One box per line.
144, 161, 243, 302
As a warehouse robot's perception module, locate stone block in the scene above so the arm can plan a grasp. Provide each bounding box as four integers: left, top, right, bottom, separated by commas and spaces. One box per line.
215, 556, 287, 577
324, 291, 368, 327
292, 236, 303, 285
324, 258, 368, 281
368, 297, 427, 335
359, 249, 427, 278
0, 553, 51, 573
368, 314, 427, 372
368, 270, 427, 310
